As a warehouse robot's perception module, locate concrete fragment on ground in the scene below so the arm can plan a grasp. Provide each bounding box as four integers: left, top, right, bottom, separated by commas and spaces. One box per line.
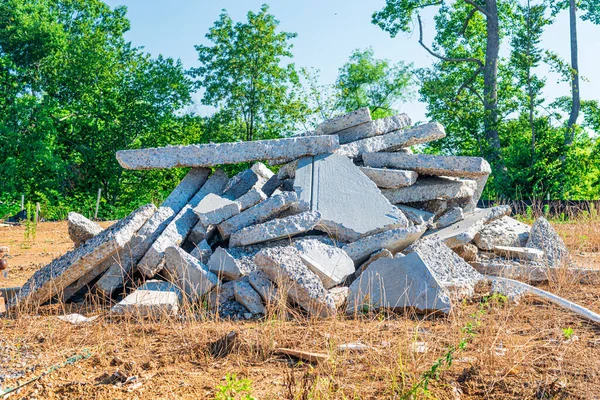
208, 247, 255, 281
327, 287, 350, 308
396, 205, 435, 226
95, 168, 213, 296
189, 239, 212, 264
342, 224, 427, 265
237, 188, 267, 210
116, 135, 340, 170
425, 206, 512, 248
67, 212, 103, 247
248, 270, 278, 303
294, 153, 409, 242
13, 204, 156, 307
473, 259, 600, 284
452, 243, 478, 262
137, 169, 229, 278
163, 246, 219, 300
195, 193, 241, 226
381, 177, 477, 205
335, 114, 411, 144
229, 211, 321, 247
346, 253, 452, 315
233, 278, 265, 314
404, 237, 483, 297
359, 167, 417, 189
489, 277, 529, 303
526, 216, 571, 267
493, 246, 544, 262
315, 107, 371, 135
111, 280, 181, 317
336, 122, 445, 160
218, 192, 300, 239
435, 207, 464, 229
474, 216, 530, 250
294, 238, 355, 289
254, 246, 336, 317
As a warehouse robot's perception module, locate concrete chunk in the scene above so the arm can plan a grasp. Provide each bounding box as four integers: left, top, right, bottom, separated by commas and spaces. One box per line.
474, 216, 530, 251
453, 243, 478, 262
237, 188, 267, 210
222, 168, 259, 200
352, 249, 393, 281
12, 204, 156, 307
381, 177, 477, 205
189, 239, 213, 264
208, 247, 254, 281
435, 207, 464, 229
116, 136, 340, 170
254, 246, 336, 317
315, 107, 372, 135
336, 114, 411, 144
327, 287, 349, 308
359, 167, 417, 189
229, 211, 321, 247
248, 270, 278, 303
67, 212, 103, 247
187, 221, 217, 246
294, 238, 355, 289
294, 153, 409, 242
164, 246, 219, 300
396, 205, 435, 225
493, 246, 544, 262
526, 217, 571, 267
195, 193, 241, 226
111, 280, 181, 317
346, 253, 452, 315
342, 224, 427, 265
336, 122, 446, 160
233, 279, 265, 314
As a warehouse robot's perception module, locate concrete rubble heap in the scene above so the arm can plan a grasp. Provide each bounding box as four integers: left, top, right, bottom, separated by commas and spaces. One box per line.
9, 109, 578, 319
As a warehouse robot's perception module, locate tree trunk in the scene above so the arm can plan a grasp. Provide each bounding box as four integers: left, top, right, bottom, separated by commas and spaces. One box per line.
565, 0, 580, 146
483, 0, 502, 164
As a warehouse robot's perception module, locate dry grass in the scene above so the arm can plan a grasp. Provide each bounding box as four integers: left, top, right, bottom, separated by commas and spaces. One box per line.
2, 221, 600, 399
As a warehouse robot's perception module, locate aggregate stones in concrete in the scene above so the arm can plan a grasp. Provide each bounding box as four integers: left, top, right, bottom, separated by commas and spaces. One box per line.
526, 216, 571, 267
163, 246, 219, 300
67, 212, 103, 247
294, 238, 355, 289
473, 216, 530, 250
111, 280, 182, 318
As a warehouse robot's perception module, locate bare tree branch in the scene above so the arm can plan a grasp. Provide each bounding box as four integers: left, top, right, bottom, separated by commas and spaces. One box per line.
455, 67, 483, 102
460, 7, 478, 37
463, 0, 491, 18
417, 15, 484, 68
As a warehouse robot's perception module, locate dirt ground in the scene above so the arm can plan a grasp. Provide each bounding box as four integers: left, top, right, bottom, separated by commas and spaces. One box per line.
1, 221, 600, 399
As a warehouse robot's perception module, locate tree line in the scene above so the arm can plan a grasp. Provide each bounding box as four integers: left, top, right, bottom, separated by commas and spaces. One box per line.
0, 0, 598, 220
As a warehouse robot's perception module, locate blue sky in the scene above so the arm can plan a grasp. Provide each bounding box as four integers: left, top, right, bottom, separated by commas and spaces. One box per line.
104, 0, 599, 124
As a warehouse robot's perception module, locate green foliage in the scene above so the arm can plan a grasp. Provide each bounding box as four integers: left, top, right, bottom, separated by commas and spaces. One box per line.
562, 327, 574, 340
214, 374, 256, 400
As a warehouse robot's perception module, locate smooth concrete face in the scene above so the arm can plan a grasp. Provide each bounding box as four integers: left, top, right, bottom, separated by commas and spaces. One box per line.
233, 278, 265, 314
163, 246, 219, 300
111, 280, 182, 317
315, 107, 372, 135
207, 247, 251, 281
195, 193, 241, 226
435, 207, 464, 229
116, 135, 340, 170
493, 246, 544, 262
294, 153, 409, 242
294, 239, 355, 289
396, 205, 435, 226
346, 253, 452, 315
248, 270, 278, 303
359, 167, 417, 189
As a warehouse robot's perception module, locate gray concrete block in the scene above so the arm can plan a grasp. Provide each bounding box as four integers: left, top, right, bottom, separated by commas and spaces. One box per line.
381, 177, 477, 205
435, 207, 464, 229
294, 238, 355, 289
315, 107, 372, 135
327, 287, 349, 309
255, 246, 336, 317
12, 204, 156, 307
222, 168, 260, 200
229, 211, 321, 247
342, 224, 427, 265
526, 217, 571, 267
474, 216, 530, 251
359, 167, 417, 189
111, 280, 182, 317
186, 222, 217, 247
336, 122, 445, 160
248, 270, 278, 303
261, 175, 282, 197
195, 193, 241, 226
237, 188, 267, 211
208, 247, 254, 281
336, 114, 411, 144
396, 205, 435, 226
95, 168, 213, 296
163, 246, 219, 300
352, 249, 393, 282
67, 212, 103, 247
116, 136, 340, 170
277, 160, 299, 180
233, 279, 265, 314
404, 237, 483, 297
346, 253, 452, 315
218, 192, 300, 239
189, 239, 213, 264
493, 246, 544, 262
294, 153, 409, 242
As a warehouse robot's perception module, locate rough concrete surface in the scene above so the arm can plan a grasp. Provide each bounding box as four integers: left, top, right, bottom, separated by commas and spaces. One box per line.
336, 114, 411, 144
229, 211, 321, 247
67, 212, 103, 247
396, 205, 435, 226
294, 238, 355, 289
208, 247, 254, 281
233, 278, 265, 314
493, 246, 544, 262
359, 167, 417, 189
315, 107, 371, 135
435, 207, 464, 229
526, 216, 571, 267
111, 280, 182, 318
381, 177, 477, 205
163, 246, 219, 300
474, 216, 530, 250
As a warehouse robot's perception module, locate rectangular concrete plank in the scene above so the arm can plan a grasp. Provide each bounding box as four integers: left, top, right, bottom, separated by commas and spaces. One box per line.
359, 167, 417, 189
336, 114, 411, 144
163, 246, 219, 300
111, 280, 182, 318
229, 211, 321, 247
315, 107, 371, 135
381, 177, 477, 205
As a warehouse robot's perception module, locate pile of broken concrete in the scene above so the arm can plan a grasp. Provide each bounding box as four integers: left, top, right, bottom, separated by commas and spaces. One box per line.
7, 108, 585, 319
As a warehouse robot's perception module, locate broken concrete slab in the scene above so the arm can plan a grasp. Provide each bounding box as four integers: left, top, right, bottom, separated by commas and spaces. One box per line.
453, 243, 478, 262
359, 167, 417, 189
352, 248, 393, 282
381, 177, 477, 205
254, 246, 336, 317
404, 237, 483, 297
95, 168, 213, 296
248, 270, 278, 303
222, 168, 260, 200
163, 246, 219, 300
435, 207, 464, 229
218, 191, 301, 239
294, 238, 355, 289
526, 216, 571, 267
336, 114, 411, 144
342, 224, 427, 265
474, 216, 530, 251
67, 212, 103, 247
493, 246, 544, 262
229, 211, 321, 247
189, 239, 213, 264
315, 107, 371, 135
187, 221, 217, 246
474, 259, 600, 284
425, 206, 512, 248
111, 280, 182, 318
396, 205, 435, 226
237, 188, 267, 211
346, 253, 452, 315
233, 278, 265, 314
294, 153, 409, 242
336, 122, 446, 160
208, 247, 254, 281
261, 175, 283, 197
195, 193, 241, 226
327, 287, 349, 308
12, 204, 156, 307
137, 169, 229, 278
116, 135, 340, 170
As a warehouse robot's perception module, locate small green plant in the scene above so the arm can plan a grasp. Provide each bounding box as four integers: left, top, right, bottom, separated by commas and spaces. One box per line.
543, 204, 550, 217
214, 374, 256, 400
22, 202, 37, 248
562, 327, 574, 340
526, 205, 533, 220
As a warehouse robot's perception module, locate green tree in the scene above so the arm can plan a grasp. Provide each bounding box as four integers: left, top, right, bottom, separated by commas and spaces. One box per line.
191, 4, 308, 142
335, 48, 413, 119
